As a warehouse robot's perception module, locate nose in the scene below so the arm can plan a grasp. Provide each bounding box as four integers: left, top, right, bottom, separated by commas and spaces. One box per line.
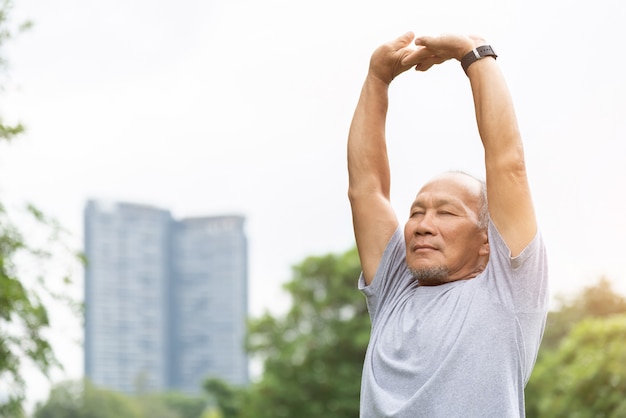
413, 211, 436, 236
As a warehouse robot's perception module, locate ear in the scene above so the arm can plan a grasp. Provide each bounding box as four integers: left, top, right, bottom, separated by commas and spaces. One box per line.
479, 235, 490, 256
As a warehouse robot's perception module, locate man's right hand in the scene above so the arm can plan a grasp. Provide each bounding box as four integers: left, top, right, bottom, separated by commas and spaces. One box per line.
367, 31, 423, 85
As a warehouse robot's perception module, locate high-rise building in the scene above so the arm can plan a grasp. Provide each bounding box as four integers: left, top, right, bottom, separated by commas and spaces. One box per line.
84, 200, 248, 394
170, 216, 249, 392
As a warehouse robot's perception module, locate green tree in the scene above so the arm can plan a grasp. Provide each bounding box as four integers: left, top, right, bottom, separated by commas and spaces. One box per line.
526, 277, 626, 417
526, 314, 626, 417
1, 3, 80, 416
238, 246, 369, 418
541, 277, 626, 350
35, 379, 210, 418
204, 378, 244, 418
0, 202, 82, 417
33, 380, 142, 418
135, 392, 208, 418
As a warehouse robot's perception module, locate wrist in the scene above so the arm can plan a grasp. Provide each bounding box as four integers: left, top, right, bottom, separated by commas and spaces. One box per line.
456, 37, 484, 60
366, 72, 393, 88
461, 45, 497, 75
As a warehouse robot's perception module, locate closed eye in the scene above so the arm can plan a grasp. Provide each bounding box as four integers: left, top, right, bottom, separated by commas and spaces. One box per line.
438, 210, 457, 216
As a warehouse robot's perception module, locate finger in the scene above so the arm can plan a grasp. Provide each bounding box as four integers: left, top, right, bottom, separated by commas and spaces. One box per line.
393, 31, 415, 49
414, 35, 437, 47
414, 56, 447, 72
400, 46, 432, 66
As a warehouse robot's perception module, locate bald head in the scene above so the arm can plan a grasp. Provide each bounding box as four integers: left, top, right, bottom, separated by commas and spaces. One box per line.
419, 171, 488, 230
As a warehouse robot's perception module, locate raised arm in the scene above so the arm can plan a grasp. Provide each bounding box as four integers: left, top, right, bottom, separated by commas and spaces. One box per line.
404, 35, 537, 256
465, 44, 537, 256
347, 32, 418, 284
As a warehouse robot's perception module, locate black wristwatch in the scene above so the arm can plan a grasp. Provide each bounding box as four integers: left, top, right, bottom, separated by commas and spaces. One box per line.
461, 45, 497, 75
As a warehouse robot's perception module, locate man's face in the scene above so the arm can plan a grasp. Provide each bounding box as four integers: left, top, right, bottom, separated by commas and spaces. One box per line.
403, 174, 489, 285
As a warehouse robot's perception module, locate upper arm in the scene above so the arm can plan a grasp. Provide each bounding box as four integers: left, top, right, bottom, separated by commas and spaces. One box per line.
348, 190, 398, 285
485, 157, 537, 257
468, 58, 537, 256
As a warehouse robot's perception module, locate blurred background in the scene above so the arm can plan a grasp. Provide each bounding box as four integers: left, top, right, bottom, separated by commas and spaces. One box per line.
1, 0, 625, 416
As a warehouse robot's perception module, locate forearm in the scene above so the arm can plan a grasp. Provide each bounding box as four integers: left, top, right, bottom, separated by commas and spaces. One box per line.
467, 57, 523, 169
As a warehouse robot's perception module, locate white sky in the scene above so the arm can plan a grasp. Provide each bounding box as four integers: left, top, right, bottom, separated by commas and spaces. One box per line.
1, 0, 625, 409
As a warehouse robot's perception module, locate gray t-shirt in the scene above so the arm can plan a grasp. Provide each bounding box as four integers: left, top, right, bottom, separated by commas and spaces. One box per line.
358, 221, 549, 418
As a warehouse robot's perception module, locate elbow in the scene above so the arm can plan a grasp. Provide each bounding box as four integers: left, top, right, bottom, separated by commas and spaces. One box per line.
486, 156, 530, 189
348, 181, 390, 205
486, 142, 528, 177
347, 184, 370, 205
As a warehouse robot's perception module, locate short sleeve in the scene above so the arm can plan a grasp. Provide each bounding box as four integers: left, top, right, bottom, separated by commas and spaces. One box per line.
359, 227, 416, 323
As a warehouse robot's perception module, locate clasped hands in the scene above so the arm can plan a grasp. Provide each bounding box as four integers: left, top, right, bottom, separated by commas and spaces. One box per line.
368, 32, 485, 85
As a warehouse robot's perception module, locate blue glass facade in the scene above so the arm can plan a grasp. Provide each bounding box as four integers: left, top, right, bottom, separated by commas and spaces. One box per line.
84, 200, 248, 394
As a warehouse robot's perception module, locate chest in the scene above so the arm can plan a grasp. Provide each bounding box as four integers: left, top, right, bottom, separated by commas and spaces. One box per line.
369, 285, 519, 365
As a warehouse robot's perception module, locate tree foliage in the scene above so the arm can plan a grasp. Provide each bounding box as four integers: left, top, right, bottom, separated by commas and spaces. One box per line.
33, 379, 209, 418
143, 391, 208, 418
540, 276, 626, 350
526, 277, 626, 417
526, 314, 626, 417
204, 378, 242, 418
0, 0, 25, 142
34, 380, 141, 418
0, 202, 82, 417
206, 247, 370, 418
1, 3, 81, 416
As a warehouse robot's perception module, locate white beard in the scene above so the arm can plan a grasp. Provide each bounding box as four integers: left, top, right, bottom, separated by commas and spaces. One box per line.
409, 265, 449, 286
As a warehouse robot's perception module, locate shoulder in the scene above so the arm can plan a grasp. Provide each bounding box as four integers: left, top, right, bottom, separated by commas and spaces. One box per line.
482, 219, 549, 312
487, 219, 546, 269
360, 227, 415, 319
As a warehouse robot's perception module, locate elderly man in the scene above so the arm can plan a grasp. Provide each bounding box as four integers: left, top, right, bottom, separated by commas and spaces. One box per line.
347, 32, 549, 417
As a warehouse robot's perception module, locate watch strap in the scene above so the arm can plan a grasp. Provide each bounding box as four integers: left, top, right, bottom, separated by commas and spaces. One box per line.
461, 45, 497, 75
